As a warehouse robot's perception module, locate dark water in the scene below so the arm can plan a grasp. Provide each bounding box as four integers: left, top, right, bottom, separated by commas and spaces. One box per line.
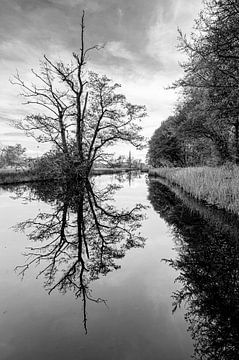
0, 174, 238, 359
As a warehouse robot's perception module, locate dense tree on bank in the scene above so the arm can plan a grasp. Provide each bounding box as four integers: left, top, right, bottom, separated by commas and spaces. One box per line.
147, 114, 217, 167
174, 0, 239, 164
148, 0, 239, 167
13, 12, 146, 178
147, 116, 185, 167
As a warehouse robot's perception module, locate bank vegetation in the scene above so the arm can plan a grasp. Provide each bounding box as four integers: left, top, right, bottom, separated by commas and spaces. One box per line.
149, 166, 239, 214
148, 1, 239, 168
148, 1, 239, 213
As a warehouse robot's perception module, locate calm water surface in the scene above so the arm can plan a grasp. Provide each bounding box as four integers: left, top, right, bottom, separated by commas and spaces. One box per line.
1, 173, 237, 359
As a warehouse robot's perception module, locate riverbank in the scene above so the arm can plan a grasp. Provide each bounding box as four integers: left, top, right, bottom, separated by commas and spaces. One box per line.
91, 167, 132, 175
149, 177, 239, 241
0, 167, 146, 185
0, 168, 41, 185
149, 166, 239, 214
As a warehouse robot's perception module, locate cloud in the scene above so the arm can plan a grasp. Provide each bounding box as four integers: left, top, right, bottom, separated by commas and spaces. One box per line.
1, 131, 25, 137
146, 0, 203, 76
106, 41, 135, 61
0, 115, 12, 124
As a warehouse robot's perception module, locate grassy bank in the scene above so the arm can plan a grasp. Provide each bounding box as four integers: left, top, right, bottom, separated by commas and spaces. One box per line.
150, 177, 239, 241
149, 166, 239, 214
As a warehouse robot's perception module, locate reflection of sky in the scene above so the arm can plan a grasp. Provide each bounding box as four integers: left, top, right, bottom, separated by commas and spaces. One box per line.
0, 175, 193, 359
0, 0, 203, 158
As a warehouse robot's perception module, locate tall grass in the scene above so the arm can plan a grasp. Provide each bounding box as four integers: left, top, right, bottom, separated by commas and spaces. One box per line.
149, 165, 239, 214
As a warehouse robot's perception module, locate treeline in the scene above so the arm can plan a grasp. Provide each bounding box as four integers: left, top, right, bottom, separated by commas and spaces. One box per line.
148, 0, 239, 167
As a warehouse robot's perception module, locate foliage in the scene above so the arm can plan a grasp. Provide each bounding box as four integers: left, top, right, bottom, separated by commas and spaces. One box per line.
174, 0, 239, 163
147, 116, 185, 167
29, 150, 68, 180
147, 114, 217, 167
148, 0, 239, 167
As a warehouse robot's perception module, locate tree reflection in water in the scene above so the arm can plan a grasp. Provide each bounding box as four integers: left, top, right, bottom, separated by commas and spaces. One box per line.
148, 179, 239, 360
14, 177, 146, 333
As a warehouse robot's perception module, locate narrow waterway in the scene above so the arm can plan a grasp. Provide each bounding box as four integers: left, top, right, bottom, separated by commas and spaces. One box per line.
0, 173, 238, 359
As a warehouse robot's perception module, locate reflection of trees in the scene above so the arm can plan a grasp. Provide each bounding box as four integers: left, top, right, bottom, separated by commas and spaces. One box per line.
148, 179, 239, 360
114, 171, 143, 186
15, 179, 145, 332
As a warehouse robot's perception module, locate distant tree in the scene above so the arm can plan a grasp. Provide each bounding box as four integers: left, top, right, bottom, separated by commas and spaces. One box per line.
0, 144, 26, 168
13, 12, 146, 178
107, 155, 127, 168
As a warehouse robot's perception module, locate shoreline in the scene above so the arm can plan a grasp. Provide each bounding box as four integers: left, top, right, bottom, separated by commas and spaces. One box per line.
149, 176, 239, 241
0, 167, 148, 185
148, 166, 239, 215
0, 169, 41, 185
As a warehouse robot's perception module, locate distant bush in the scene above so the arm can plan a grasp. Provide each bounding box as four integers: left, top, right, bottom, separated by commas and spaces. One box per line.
0, 144, 26, 168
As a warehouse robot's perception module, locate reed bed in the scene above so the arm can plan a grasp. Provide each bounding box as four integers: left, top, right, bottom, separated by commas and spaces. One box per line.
149, 165, 239, 214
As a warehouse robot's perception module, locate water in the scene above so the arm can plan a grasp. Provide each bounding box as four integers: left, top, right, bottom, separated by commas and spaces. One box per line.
1, 173, 238, 359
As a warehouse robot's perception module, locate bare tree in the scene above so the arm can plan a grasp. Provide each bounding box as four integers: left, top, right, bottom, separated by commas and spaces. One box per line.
13, 11, 146, 177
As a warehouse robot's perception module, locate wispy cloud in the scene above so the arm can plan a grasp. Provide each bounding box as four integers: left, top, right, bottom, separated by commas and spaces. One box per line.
106, 41, 135, 61
1, 131, 25, 138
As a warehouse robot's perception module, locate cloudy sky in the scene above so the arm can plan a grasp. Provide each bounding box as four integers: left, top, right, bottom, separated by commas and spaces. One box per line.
0, 0, 203, 158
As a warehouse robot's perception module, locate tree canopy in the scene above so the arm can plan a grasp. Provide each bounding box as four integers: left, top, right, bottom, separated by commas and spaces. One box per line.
147, 116, 185, 167
148, 0, 239, 167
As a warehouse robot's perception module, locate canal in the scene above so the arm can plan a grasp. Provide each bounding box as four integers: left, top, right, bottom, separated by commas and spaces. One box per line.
0, 173, 238, 359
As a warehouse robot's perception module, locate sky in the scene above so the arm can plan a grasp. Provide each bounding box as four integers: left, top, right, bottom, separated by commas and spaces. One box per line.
0, 0, 203, 159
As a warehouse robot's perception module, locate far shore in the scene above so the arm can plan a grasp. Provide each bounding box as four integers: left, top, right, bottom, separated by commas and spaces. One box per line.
0, 167, 148, 185
0, 168, 40, 185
